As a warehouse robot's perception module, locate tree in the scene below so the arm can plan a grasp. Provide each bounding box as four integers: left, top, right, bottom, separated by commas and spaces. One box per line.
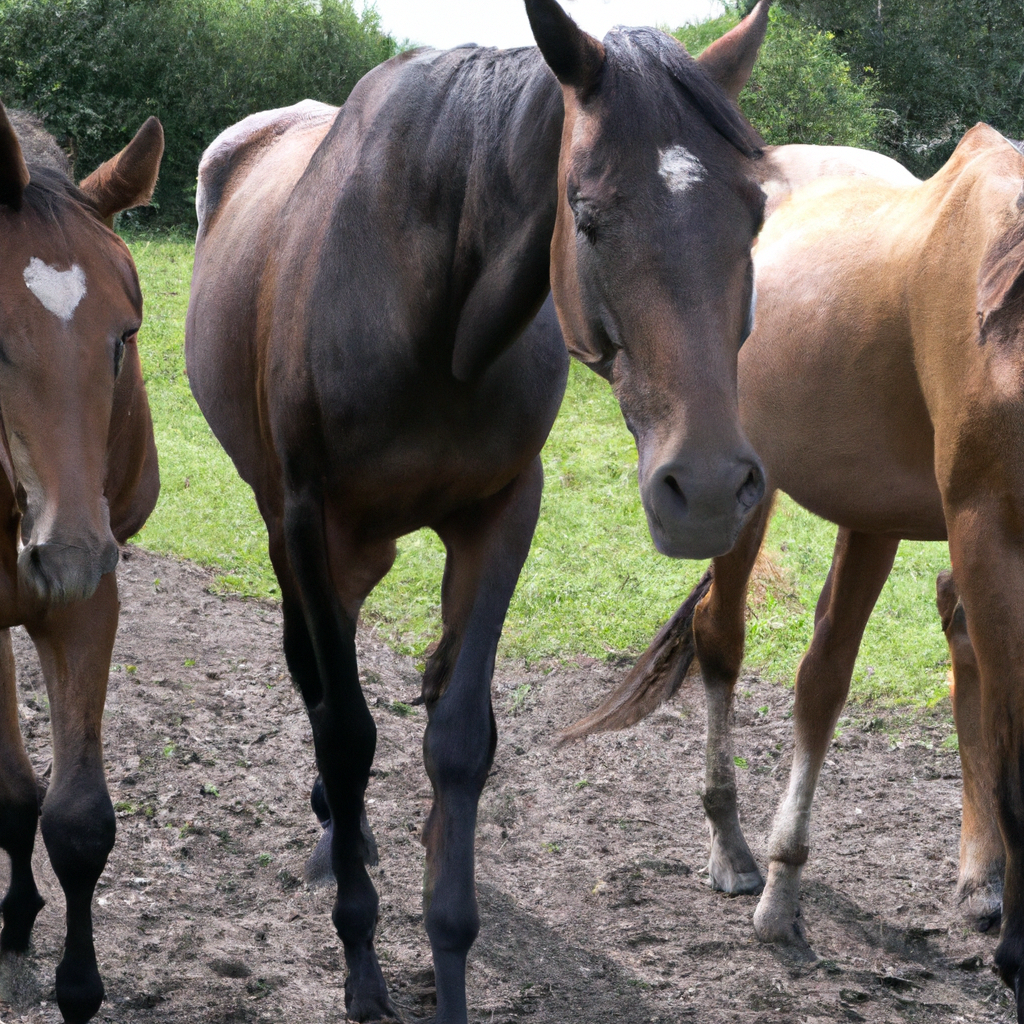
783, 0, 1024, 175
0, 0, 397, 225
675, 4, 881, 149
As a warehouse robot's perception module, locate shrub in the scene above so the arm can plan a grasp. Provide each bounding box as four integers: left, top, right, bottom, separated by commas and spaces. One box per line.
0, 0, 397, 225
674, 4, 880, 149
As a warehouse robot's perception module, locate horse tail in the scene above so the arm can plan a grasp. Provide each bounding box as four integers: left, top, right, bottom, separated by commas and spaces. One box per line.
557, 567, 714, 744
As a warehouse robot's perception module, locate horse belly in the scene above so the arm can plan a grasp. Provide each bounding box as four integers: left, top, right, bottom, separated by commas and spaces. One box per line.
740, 320, 947, 542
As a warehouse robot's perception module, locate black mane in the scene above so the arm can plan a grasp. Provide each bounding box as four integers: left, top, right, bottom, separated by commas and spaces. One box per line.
604, 26, 764, 160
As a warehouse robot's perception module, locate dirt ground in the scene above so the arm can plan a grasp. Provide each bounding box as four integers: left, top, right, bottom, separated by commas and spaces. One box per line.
0, 546, 1014, 1023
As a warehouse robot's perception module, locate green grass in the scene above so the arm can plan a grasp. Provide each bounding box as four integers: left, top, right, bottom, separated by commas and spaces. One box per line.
127, 233, 952, 706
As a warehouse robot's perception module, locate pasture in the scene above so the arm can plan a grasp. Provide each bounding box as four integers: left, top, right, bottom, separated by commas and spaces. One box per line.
0, 234, 1001, 1023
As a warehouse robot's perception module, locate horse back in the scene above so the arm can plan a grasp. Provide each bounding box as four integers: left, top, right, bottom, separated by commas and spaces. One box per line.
187, 101, 338, 502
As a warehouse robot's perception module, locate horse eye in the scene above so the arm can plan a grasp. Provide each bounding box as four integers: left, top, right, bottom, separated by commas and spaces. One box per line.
567, 184, 599, 244
114, 331, 136, 377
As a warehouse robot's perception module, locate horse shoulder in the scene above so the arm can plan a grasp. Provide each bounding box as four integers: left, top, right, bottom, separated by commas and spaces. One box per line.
196, 100, 338, 237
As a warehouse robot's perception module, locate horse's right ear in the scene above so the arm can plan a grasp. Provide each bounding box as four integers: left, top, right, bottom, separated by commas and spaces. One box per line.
0, 102, 30, 211
698, 0, 773, 102
526, 0, 605, 95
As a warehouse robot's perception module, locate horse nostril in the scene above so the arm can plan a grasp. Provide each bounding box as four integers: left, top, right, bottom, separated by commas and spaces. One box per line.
663, 473, 687, 509
736, 464, 765, 512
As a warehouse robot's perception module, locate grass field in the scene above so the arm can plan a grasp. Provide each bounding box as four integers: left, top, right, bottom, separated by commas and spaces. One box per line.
127, 233, 954, 706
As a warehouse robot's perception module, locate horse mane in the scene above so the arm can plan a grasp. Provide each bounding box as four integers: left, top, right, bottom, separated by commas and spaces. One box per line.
604, 27, 764, 160
6, 110, 103, 226
8, 109, 72, 177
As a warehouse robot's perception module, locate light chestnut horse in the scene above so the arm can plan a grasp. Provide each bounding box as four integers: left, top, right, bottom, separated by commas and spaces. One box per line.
564, 124, 1024, 1013
0, 103, 162, 1023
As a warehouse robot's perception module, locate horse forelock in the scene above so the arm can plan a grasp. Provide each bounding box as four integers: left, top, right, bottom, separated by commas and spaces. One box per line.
19, 165, 104, 231
602, 26, 763, 161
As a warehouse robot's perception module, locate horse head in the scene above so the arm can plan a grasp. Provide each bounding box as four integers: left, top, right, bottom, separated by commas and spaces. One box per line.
0, 102, 162, 607
527, 0, 770, 559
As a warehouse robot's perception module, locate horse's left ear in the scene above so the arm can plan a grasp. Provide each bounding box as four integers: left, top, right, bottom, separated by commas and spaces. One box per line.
0, 102, 30, 211
526, 0, 605, 95
80, 116, 164, 224
698, 0, 773, 102
978, 197, 1024, 334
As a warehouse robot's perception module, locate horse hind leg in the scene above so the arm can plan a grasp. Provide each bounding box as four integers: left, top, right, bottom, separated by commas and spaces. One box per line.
421, 457, 543, 1024
753, 529, 897, 954
0, 628, 44, 953
694, 496, 774, 895
936, 569, 1004, 932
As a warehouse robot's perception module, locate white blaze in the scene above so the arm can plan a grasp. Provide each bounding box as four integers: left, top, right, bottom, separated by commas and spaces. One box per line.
658, 145, 705, 193
23, 258, 87, 322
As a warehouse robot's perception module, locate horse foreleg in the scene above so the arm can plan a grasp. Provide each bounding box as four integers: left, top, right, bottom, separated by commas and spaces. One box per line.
422, 457, 543, 1024
0, 628, 44, 952
694, 497, 773, 895
753, 529, 897, 952
945, 511, 1024, 1014
274, 496, 397, 1023
936, 569, 1004, 932
27, 572, 119, 1024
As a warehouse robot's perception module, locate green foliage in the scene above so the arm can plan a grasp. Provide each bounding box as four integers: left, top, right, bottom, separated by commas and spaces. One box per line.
674, 5, 879, 148
0, 0, 396, 225
129, 234, 952, 707
785, 0, 1024, 175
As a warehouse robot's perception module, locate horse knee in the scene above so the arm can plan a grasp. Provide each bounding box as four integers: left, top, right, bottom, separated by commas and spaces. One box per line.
423, 713, 494, 796
41, 781, 115, 890
425, 894, 480, 955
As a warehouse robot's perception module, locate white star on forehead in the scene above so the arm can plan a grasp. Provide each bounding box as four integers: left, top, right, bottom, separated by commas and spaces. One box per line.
658, 145, 706, 193
23, 258, 87, 322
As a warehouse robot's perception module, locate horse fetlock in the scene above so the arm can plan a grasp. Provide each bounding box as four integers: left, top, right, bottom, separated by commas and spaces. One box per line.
0, 879, 45, 953
957, 869, 1004, 933
331, 869, 380, 950
753, 861, 812, 953
55, 945, 104, 1024
701, 782, 739, 823
707, 828, 763, 894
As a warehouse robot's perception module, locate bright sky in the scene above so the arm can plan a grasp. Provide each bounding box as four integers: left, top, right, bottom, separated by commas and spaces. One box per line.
364, 0, 725, 50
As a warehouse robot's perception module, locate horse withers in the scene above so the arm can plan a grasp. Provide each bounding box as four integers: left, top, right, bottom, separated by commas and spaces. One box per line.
0, 103, 162, 1023
565, 125, 1024, 1014
186, 1, 772, 1020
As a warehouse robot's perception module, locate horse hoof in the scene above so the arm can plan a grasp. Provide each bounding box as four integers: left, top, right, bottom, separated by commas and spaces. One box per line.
1016, 970, 1024, 1024
344, 973, 400, 1022
753, 898, 815, 961
55, 954, 104, 1024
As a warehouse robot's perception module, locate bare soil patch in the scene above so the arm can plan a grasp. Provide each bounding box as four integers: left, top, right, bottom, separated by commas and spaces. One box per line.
0, 547, 1013, 1023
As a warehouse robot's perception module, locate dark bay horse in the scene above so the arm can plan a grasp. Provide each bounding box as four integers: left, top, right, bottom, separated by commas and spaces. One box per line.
0, 103, 163, 1022
564, 125, 1024, 1014
186, 2, 772, 1020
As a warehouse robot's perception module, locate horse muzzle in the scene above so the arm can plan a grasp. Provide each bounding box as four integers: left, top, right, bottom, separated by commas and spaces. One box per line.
17, 536, 119, 606
640, 452, 765, 560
